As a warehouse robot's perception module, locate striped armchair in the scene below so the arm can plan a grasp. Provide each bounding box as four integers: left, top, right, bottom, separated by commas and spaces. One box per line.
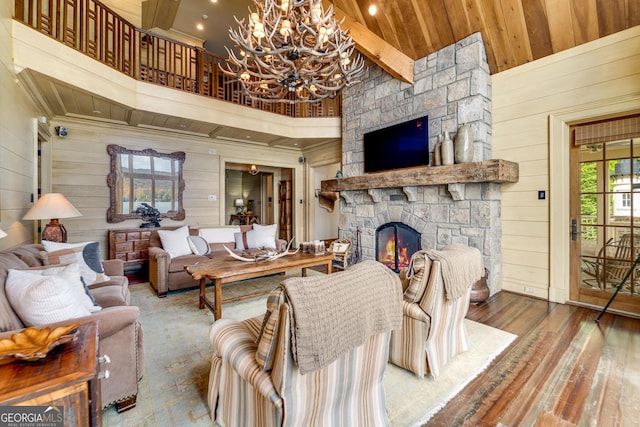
207, 261, 401, 427
388, 250, 475, 379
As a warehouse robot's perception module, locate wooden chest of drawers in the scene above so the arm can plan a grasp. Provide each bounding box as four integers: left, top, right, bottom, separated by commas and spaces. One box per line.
108, 228, 153, 273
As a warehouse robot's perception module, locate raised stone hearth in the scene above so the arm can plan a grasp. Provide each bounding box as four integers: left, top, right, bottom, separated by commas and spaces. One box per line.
333, 33, 506, 295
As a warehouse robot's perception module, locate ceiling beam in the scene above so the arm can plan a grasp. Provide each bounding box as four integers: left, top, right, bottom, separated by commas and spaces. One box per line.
141, 0, 181, 30
325, 1, 415, 84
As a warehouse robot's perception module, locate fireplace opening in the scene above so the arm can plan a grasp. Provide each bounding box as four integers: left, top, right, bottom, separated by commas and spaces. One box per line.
376, 222, 421, 272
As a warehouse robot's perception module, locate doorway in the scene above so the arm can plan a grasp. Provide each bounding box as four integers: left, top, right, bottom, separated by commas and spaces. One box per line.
570, 115, 640, 316
224, 164, 292, 232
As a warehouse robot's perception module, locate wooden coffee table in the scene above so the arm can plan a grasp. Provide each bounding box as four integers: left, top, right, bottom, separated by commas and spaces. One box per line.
186, 251, 334, 320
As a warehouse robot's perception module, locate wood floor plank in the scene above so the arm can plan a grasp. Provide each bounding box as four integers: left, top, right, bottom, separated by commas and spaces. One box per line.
426, 291, 640, 426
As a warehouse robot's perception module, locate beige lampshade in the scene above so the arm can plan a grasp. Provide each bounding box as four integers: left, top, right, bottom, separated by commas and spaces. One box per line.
23, 193, 82, 243
0, 229, 7, 239
23, 193, 82, 220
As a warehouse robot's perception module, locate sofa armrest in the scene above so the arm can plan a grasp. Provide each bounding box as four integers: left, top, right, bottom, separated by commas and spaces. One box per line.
90, 306, 140, 339
148, 246, 170, 297
2, 306, 140, 340
210, 319, 280, 403
102, 259, 124, 277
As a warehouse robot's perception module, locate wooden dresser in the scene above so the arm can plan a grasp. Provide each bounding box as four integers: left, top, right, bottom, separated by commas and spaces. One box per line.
108, 228, 153, 275
0, 322, 101, 427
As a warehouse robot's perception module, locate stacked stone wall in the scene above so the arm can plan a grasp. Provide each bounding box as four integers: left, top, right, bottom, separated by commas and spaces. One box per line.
339, 33, 502, 294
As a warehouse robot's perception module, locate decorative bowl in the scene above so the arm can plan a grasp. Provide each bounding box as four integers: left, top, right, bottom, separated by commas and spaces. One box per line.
0, 323, 80, 364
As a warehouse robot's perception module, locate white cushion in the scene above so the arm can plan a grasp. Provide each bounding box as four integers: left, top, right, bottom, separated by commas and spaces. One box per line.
199, 227, 240, 243
6, 269, 92, 327
157, 226, 192, 258
234, 230, 259, 250
41, 241, 109, 285
253, 224, 277, 249
14, 263, 101, 313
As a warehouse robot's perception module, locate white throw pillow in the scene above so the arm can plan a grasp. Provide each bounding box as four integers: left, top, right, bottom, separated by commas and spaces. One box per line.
157, 226, 192, 258
14, 263, 101, 313
198, 227, 240, 243
6, 269, 92, 327
41, 241, 109, 285
253, 224, 277, 249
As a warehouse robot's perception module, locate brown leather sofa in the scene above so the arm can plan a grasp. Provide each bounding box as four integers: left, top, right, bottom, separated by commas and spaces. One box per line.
148, 225, 287, 297
0, 244, 144, 412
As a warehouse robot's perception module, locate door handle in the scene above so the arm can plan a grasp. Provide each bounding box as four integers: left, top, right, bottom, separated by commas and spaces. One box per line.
571, 218, 578, 241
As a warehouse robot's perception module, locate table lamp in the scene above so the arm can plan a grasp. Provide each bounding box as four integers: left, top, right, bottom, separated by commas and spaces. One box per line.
234, 198, 244, 214
23, 193, 82, 242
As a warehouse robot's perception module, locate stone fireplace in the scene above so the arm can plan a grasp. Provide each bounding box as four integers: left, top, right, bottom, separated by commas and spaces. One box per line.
335, 32, 503, 295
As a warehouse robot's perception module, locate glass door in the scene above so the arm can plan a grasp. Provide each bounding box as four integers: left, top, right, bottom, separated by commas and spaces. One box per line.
571, 117, 640, 316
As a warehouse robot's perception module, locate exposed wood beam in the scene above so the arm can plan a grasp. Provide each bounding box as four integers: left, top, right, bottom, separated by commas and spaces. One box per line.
141, 0, 180, 30
325, 1, 415, 84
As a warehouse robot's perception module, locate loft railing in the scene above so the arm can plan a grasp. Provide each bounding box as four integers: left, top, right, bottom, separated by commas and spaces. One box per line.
13, 0, 341, 118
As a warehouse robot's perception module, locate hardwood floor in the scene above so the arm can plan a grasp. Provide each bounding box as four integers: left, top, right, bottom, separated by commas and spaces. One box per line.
428, 291, 640, 426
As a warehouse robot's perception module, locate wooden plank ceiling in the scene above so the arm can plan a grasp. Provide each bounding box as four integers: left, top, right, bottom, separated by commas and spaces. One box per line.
330, 0, 640, 74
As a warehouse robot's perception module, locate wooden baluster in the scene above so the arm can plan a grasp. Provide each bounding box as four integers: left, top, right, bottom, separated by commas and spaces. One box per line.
196, 48, 204, 95
17, 0, 341, 119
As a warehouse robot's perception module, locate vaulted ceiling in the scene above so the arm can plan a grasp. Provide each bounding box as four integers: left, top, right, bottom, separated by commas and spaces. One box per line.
331, 0, 639, 75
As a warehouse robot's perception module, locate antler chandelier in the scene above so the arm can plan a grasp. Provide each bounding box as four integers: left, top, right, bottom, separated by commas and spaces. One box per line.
221, 0, 365, 104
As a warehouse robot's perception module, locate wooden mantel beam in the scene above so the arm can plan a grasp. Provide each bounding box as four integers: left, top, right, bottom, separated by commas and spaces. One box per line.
321, 160, 519, 192
324, 1, 415, 84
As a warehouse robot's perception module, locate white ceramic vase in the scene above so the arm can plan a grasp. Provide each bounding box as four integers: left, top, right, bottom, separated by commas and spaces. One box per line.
434, 135, 442, 166
454, 123, 474, 163
441, 131, 454, 165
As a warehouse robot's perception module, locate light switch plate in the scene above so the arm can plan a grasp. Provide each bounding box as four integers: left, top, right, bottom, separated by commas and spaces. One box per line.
208, 195, 217, 201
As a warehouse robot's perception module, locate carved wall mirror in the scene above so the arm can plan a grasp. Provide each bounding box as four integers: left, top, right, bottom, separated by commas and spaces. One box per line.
107, 144, 185, 223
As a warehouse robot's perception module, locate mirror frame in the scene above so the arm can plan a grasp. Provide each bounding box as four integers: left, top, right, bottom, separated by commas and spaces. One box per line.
106, 144, 186, 223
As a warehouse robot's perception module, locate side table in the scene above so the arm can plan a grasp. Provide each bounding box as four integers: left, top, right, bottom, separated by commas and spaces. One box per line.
229, 214, 260, 225
0, 322, 102, 427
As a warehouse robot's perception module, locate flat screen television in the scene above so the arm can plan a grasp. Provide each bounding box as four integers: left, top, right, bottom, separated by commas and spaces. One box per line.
363, 116, 429, 173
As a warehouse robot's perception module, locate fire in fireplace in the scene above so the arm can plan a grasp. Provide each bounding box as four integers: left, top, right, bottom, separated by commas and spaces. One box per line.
376, 222, 421, 272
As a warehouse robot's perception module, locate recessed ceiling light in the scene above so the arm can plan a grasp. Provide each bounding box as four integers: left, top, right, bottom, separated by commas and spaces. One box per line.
92, 109, 102, 114
246, 135, 251, 139
202, 14, 208, 20
196, 23, 204, 30
368, 4, 377, 16
211, 0, 217, 3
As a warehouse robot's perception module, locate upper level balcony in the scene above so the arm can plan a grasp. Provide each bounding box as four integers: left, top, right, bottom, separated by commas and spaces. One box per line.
11, 0, 342, 149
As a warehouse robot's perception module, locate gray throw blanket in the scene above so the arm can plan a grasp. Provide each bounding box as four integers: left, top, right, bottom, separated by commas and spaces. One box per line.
280, 260, 402, 374
426, 244, 484, 300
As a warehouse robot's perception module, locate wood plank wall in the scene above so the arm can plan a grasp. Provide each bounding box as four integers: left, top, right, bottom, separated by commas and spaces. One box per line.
492, 26, 640, 302
46, 119, 305, 259
0, 1, 40, 250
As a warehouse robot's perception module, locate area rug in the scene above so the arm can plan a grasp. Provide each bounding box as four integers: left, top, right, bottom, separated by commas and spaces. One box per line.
102, 273, 516, 427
